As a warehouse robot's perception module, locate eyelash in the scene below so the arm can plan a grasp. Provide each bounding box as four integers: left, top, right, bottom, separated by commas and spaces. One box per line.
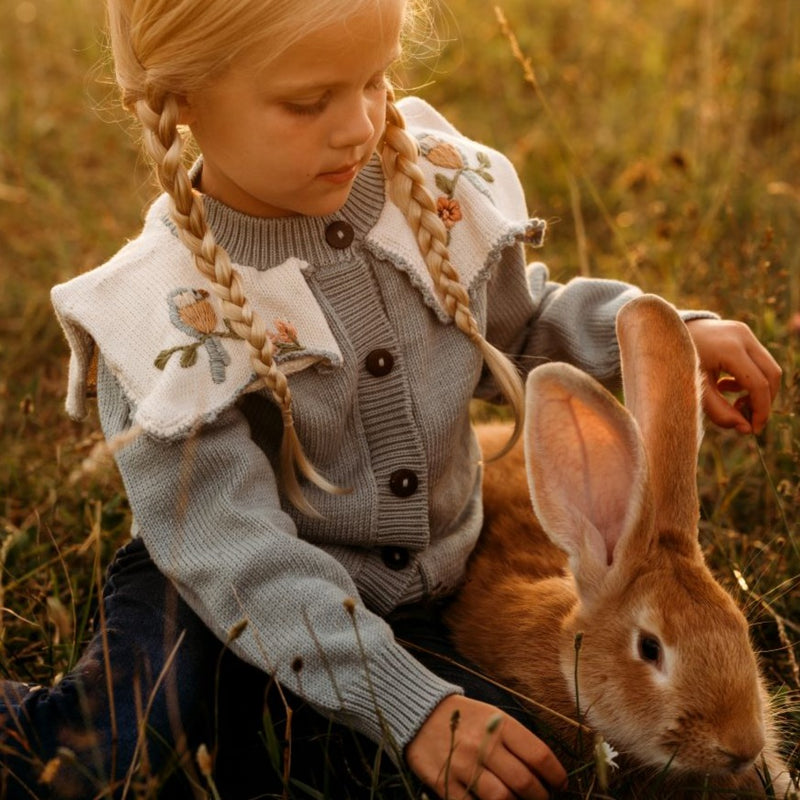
285, 95, 330, 117
284, 74, 388, 117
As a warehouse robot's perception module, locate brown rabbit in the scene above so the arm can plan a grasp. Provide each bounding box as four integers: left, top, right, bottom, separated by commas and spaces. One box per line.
447, 295, 797, 798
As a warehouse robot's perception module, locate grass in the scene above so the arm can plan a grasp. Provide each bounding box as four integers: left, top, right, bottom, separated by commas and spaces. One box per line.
0, 0, 798, 796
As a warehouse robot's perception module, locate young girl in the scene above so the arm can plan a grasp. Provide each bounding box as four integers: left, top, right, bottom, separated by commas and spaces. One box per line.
0, 0, 781, 798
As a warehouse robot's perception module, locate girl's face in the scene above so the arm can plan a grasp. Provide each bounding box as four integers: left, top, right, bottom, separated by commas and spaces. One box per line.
183, 1, 405, 218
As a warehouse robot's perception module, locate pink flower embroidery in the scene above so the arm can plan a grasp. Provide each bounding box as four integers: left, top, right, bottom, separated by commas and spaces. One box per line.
269, 319, 303, 354
437, 196, 463, 229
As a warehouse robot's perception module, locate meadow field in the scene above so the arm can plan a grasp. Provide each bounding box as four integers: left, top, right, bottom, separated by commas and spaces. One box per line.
0, 0, 798, 797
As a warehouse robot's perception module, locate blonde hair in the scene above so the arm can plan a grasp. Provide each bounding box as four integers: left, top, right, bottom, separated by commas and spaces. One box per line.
108, 0, 523, 515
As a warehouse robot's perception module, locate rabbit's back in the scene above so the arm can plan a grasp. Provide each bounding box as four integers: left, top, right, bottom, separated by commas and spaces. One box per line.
469, 423, 568, 578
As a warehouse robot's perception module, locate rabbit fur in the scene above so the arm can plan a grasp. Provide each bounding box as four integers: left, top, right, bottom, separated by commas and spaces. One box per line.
446, 295, 797, 798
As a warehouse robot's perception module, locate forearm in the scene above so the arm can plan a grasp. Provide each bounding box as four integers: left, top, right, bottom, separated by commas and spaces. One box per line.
485, 257, 718, 393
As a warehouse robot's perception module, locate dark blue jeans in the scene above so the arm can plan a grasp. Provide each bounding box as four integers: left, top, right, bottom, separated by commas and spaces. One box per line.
0, 538, 534, 799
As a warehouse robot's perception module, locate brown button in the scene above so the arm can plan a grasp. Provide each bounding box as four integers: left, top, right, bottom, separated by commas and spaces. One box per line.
381, 546, 410, 570
389, 469, 418, 497
325, 220, 354, 249
365, 349, 394, 377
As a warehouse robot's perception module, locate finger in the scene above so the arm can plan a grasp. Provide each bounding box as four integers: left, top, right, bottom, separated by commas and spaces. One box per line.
744, 343, 783, 433
480, 743, 551, 800
727, 363, 774, 435
747, 339, 783, 400
703, 382, 752, 433
499, 716, 568, 792
716, 376, 743, 394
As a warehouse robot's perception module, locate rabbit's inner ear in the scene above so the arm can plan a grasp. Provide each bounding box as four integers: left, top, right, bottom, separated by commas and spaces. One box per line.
524, 364, 649, 593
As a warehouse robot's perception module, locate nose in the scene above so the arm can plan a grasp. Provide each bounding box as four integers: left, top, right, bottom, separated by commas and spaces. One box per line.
717, 729, 764, 774
721, 748, 758, 774
330, 94, 377, 150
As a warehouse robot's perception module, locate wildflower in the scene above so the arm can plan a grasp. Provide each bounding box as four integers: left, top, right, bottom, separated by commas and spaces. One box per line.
38, 757, 61, 785
436, 196, 463, 229
196, 743, 213, 777
594, 735, 620, 790
596, 738, 619, 770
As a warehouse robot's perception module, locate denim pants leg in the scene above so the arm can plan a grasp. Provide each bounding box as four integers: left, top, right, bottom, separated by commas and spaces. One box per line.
0, 537, 224, 799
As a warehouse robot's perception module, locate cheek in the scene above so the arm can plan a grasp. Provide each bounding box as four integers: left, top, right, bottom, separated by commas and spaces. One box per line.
369, 97, 388, 141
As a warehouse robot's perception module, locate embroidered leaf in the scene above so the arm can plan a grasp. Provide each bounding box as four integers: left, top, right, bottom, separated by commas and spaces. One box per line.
275, 342, 305, 355
477, 151, 491, 169
477, 169, 494, 183
154, 350, 172, 371
180, 344, 199, 368
435, 173, 455, 196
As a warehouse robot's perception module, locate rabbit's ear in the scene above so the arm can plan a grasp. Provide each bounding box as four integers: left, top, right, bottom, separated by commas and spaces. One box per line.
524, 364, 652, 603
616, 295, 702, 538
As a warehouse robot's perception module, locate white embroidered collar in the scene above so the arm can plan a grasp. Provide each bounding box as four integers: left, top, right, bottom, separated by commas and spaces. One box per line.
51, 97, 545, 439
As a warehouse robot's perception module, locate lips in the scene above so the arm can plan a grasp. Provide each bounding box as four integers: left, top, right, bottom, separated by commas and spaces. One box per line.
318, 163, 359, 184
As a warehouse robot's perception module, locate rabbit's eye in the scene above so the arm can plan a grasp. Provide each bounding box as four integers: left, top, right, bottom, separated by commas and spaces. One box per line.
638, 633, 662, 666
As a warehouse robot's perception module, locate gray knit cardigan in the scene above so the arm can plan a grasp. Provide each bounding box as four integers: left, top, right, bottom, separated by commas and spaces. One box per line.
51, 97, 712, 758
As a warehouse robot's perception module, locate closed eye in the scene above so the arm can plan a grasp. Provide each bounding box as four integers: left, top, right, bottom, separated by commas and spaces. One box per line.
284, 91, 331, 116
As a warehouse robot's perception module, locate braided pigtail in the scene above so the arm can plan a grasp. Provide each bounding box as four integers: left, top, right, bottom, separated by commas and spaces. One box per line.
135, 91, 343, 515
381, 94, 524, 457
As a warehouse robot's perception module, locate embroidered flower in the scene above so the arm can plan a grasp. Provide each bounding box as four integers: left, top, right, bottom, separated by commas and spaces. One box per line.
417, 136, 497, 242
156, 287, 241, 383
269, 319, 304, 355
173, 289, 217, 334
436, 196, 463, 229
425, 140, 464, 170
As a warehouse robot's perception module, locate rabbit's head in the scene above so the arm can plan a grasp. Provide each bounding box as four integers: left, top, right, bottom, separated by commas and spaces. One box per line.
524, 295, 770, 776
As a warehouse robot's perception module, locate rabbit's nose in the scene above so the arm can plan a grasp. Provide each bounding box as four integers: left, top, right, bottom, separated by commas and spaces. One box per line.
720, 748, 759, 774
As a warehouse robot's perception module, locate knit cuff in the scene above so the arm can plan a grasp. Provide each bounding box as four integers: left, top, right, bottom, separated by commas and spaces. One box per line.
339, 637, 463, 766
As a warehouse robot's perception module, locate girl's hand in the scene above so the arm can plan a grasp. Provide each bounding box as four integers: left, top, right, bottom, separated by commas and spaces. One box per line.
406, 695, 568, 800
685, 318, 782, 435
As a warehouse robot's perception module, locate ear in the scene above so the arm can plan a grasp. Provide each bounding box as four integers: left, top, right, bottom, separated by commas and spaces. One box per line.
616, 295, 702, 538
175, 94, 196, 127
524, 364, 651, 603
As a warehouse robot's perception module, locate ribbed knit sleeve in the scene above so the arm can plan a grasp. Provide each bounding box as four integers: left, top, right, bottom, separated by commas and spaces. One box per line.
481, 254, 718, 396
96, 358, 461, 757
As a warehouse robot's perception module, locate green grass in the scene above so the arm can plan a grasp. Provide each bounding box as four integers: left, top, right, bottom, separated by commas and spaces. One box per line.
0, 0, 798, 796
